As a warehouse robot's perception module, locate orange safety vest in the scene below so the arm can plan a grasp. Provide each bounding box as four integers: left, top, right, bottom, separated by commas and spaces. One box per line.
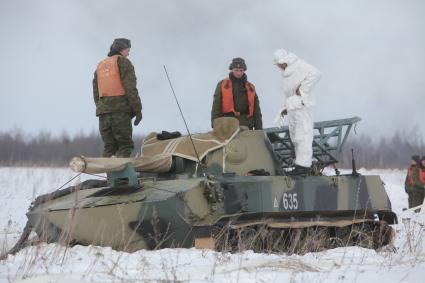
96, 55, 125, 97
221, 78, 255, 117
406, 165, 416, 186
418, 167, 425, 186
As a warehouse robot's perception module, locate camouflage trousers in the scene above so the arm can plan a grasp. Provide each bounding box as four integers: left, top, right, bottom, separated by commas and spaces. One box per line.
409, 188, 425, 209
99, 112, 134, 157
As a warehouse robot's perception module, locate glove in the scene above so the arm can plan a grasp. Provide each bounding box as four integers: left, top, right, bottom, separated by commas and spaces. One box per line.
134, 112, 142, 126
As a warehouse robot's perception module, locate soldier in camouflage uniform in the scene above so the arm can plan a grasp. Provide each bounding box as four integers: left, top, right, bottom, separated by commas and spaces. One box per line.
412, 156, 425, 209
211, 58, 262, 130
405, 155, 420, 208
93, 38, 142, 157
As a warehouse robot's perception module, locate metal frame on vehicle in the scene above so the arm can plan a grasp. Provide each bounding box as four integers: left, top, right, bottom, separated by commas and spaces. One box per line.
264, 116, 361, 171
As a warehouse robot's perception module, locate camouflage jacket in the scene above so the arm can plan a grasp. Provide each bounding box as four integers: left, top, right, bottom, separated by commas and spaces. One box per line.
93, 56, 142, 117
211, 73, 263, 129
405, 165, 418, 193
413, 166, 425, 191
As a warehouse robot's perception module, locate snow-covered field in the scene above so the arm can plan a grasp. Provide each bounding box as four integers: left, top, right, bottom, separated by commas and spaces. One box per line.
0, 167, 424, 283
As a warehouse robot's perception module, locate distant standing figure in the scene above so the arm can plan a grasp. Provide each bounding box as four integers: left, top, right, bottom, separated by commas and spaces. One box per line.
273, 49, 321, 175
211, 57, 263, 130
412, 156, 425, 209
405, 155, 420, 208
93, 38, 143, 157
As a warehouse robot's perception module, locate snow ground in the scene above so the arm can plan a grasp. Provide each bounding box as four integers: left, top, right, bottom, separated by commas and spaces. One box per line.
0, 167, 424, 283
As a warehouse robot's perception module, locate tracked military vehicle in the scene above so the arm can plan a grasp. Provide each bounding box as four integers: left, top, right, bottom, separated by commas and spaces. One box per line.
12, 117, 396, 255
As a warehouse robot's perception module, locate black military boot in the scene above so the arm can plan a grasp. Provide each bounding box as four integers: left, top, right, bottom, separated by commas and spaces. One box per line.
286, 165, 311, 175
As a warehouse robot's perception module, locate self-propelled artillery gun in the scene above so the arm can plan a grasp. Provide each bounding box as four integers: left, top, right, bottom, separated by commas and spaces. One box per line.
10, 117, 396, 255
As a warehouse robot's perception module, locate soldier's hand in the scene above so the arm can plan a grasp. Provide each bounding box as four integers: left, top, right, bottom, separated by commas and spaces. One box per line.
134, 112, 142, 126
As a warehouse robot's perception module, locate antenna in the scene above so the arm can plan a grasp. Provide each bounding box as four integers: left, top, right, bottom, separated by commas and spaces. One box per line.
351, 148, 359, 176
163, 65, 204, 174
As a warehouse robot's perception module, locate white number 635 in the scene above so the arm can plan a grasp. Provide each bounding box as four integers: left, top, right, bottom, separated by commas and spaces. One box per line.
282, 193, 298, 210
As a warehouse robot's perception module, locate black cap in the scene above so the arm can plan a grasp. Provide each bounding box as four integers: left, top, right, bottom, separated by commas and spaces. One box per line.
229, 57, 247, 71
411, 155, 420, 164
108, 38, 131, 56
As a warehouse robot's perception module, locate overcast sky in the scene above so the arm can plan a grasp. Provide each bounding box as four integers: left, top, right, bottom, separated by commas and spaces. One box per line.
1, 0, 424, 140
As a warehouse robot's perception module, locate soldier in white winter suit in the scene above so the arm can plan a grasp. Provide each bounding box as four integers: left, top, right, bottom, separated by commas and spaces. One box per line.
273, 49, 321, 174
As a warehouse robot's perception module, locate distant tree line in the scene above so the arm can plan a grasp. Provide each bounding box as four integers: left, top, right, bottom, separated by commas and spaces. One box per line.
0, 128, 424, 169
338, 127, 425, 169
0, 129, 144, 166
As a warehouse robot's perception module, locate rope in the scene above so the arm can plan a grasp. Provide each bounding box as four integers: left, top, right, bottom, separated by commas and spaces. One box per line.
54, 172, 83, 191
84, 173, 107, 179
